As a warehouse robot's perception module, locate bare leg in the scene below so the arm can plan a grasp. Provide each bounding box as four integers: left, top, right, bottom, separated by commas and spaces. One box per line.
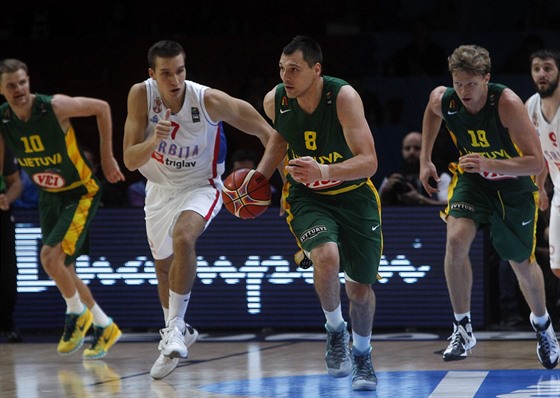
509, 259, 547, 317
155, 257, 173, 310
70, 264, 95, 308
310, 242, 342, 312
346, 281, 375, 337
168, 211, 206, 295
40, 244, 77, 299
444, 216, 477, 313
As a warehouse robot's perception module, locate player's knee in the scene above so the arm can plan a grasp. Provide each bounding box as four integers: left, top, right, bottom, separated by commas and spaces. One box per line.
310, 242, 338, 266
345, 283, 374, 305
40, 246, 64, 276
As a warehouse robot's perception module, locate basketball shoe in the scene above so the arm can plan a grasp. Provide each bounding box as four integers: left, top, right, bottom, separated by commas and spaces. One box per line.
443, 316, 476, 361
57, 308, 93, 355
530, 313, 559, 369
352, 346, 377, 391
150, 323, 198, 379
294, 250, 313, 269
83, 319, 122, 359
325, 322, 352, 377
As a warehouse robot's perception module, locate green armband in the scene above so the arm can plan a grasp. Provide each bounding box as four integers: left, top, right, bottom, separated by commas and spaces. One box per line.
0, 175, 5, 193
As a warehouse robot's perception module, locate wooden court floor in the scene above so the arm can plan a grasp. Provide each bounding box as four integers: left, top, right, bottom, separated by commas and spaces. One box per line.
1, 330, 559, 398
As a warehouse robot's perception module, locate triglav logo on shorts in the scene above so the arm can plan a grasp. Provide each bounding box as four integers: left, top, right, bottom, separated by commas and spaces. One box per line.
300, 226, 328, 243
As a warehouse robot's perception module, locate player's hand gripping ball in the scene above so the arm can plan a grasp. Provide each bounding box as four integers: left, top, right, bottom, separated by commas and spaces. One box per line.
222, 168, 272, 219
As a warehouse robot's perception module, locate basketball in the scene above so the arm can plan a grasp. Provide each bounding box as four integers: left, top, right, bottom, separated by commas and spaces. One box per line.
222, 168, 271, 219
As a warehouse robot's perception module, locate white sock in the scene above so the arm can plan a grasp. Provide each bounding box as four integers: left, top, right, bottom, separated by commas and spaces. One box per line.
162, 307, 169, 324
454, 312, 471, 323
64, 291, 85, 314
531, 312, 550, 328
323, 304, 345, 331
168, 290, 191, 326
352, 331, 371, 354
90, 303, 111, 327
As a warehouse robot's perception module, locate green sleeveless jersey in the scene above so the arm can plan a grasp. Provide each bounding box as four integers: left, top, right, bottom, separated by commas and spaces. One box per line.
441, 83, 537, 193
274, 76, 366, 194
0, 94, 95, 192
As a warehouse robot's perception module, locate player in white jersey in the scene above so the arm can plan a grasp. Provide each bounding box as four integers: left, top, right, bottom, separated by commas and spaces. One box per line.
123, 40, 274, 379
526, 48, 560, 279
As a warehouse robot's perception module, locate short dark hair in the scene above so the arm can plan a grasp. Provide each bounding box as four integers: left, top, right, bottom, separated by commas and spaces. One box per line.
147, 40, 186, 69
530, 49, 560, 70
0, 58, 28, 77
282, 35, 323, 67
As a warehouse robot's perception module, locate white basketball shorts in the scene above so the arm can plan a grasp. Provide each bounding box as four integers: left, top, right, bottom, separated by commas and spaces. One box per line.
144, 182, 222, 260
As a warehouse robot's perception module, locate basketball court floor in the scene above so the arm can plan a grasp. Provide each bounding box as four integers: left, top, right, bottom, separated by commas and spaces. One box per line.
1, 329, 559, 398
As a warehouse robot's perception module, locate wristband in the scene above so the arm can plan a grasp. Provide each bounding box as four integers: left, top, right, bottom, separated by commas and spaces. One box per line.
318, 163, 330, 180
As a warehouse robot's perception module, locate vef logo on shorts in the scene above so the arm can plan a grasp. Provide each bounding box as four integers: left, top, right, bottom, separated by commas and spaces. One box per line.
300, 226, 328, 243
451, 202, 475, 212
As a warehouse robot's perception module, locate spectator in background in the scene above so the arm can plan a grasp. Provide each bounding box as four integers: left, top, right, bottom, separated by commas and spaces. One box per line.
379, 131, 450, 205
0, 146, 23, 342
229, 148, 260, 172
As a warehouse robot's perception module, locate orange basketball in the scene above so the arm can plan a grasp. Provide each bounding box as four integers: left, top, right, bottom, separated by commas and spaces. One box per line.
222, 168, 271, 219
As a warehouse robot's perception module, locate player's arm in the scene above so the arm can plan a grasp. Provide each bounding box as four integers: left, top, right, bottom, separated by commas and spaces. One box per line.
0, 167, 22, 210
52, 94, 124, 183
288, 85, 377, 184
256, 87, 287, 181
461, 89, 544, 176
333, 85, 377, 179
536, 164, 550, 211
420, 86, 445, 195
123, 83, 163, 171
204, 88, 274, 148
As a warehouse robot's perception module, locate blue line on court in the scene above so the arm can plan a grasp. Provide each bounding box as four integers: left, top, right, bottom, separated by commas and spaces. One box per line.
197, 369, 560, 398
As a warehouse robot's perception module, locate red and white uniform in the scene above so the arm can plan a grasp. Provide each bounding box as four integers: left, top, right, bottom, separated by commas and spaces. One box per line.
527, 93, 560, 273
141, 78, 226, 259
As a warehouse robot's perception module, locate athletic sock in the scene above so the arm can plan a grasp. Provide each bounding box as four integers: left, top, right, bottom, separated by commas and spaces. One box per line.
168, 290, 191, 326
64, 291, 85, 314
352, 331, 372, 354
323, 304, 345, 331
90, 303, 111, 327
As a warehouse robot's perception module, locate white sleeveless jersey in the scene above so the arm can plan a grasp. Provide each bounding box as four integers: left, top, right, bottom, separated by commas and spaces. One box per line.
139, 78, 226, 189
527, 93, 560, 191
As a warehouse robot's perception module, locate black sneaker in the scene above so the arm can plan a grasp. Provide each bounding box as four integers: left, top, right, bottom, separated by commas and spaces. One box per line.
325, 323, 352, 377
352, 346, 377, 391
294, 250, 313, 269
443, 317, 476, 361
530, 314, 559, 369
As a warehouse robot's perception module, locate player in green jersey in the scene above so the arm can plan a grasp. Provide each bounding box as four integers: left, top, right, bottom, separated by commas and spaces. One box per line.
0, 58, 125, 359
420, 44, 559, 369
255, 35, 380, 391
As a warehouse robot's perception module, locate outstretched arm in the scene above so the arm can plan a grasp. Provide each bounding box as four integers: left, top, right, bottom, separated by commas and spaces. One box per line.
204, 88, 275, 149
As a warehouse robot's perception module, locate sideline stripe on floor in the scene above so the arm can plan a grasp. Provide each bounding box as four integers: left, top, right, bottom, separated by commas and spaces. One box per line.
429, 371, 488, 398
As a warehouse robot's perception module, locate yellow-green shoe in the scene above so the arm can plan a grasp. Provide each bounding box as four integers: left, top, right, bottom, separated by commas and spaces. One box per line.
57, 308, 93, 355
83, 319, 122, 360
